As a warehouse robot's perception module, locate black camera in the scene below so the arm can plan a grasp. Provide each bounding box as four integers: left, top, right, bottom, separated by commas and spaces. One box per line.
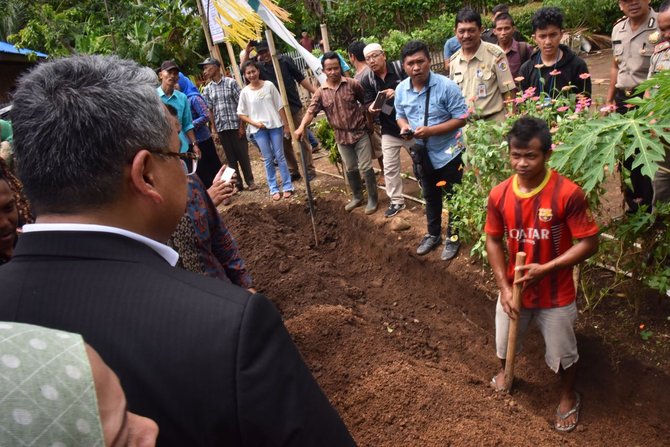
249, 40, 259, 47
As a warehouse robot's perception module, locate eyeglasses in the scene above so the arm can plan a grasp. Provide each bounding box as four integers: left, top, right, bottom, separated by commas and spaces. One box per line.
365, 52, 384, 62
148, 150, 200, 176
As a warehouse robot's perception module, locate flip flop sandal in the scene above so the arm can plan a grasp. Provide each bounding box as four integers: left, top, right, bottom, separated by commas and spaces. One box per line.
555, 392, 581, 433
490, 375, 505, 392
272, 193, 281, 201
283, 191, 294, 199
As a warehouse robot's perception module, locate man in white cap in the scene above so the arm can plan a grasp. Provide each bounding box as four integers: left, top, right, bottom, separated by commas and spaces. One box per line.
361, 43, 409, 218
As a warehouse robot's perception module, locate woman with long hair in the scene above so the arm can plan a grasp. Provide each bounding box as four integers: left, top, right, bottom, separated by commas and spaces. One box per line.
237, 60, 294, 200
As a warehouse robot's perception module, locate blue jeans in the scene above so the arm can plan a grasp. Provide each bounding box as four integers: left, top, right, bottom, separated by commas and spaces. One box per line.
254, 127, 293, 194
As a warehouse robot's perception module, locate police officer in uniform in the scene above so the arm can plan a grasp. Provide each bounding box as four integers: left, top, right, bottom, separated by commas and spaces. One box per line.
607, 0, 659, 213
648, 0, 670, 204
648, 2, 670, 80
449, 7, 515, 122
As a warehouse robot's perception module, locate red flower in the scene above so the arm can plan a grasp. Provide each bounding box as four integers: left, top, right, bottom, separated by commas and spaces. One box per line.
549, 69, 561, 76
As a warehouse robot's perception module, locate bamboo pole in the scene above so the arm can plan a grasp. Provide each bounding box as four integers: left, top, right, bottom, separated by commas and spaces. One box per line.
195, 0, 239, 86
195, 0, 217, 59
222, 41, 243, 88
265, 29, 319, 247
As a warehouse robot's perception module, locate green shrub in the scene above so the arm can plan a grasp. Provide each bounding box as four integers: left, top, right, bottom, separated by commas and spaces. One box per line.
543, 0, 622, 34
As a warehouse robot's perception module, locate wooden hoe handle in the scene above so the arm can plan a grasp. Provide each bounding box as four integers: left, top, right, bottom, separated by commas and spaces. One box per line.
503, 251, 527, 392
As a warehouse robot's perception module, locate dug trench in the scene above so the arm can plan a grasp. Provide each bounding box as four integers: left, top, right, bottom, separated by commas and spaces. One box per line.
226, 199, 669, 446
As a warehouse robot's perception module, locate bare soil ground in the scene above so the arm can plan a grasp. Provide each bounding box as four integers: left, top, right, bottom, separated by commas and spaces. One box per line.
220, 50, 670, 446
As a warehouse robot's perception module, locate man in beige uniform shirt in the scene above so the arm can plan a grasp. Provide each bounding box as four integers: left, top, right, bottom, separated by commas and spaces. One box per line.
449, 7, 515, 122
647, 0, 670, 204
607, 0, 659, 213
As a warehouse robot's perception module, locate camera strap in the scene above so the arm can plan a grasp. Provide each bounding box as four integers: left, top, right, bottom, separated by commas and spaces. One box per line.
422, 74, 431, 146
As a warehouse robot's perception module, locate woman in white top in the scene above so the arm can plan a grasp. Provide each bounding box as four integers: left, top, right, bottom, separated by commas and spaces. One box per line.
237, 60, 294, 200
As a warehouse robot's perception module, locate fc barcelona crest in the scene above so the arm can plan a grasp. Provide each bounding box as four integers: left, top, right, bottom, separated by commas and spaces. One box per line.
538, 208, 553, 222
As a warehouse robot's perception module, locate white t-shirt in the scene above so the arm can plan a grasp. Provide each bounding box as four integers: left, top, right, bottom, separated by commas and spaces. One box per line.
237, 81, 284, 133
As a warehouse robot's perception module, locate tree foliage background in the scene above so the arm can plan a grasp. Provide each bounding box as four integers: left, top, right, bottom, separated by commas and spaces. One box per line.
0, 0, 661, 70
0, 0, 206, 72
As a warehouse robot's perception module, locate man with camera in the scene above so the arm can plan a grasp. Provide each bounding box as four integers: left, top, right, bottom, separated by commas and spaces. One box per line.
361, 43, 408, 218
394, 40, 468, 260
242, 40, 317, 181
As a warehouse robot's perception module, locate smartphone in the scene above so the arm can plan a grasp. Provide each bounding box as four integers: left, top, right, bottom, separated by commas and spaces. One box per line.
221, 166, 236, 183
372, 91, 387, 110
399, 129, 414, 138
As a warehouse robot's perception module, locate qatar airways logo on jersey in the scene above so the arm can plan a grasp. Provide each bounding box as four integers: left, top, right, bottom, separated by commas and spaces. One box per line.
507, 227, 550, 244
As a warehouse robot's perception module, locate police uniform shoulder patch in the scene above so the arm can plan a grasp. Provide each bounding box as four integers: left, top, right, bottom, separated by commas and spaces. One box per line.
538, 208, 553, 222
498, 60, 508, 71
648, 17, 656, 29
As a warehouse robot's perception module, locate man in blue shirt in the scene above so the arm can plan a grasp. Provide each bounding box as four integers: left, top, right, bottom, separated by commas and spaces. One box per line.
395, 40, 468, 260
156, 60, 197, 155
443, 36, 461, 72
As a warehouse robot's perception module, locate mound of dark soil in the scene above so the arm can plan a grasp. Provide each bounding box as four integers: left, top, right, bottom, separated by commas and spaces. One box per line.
225, 199, 670, 446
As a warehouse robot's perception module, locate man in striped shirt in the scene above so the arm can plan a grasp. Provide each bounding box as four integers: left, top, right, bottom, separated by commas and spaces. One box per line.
485, 117, 599, 433
296, 52, 378, 215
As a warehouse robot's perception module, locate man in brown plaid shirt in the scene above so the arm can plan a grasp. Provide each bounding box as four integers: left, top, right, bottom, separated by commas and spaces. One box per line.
296, 52, 378, 215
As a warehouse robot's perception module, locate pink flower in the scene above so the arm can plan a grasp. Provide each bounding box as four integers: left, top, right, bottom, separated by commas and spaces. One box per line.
549, 69, 561, 76
600, 104, 615, 113
523, 86, 537, 97
624, 103, 636, 109
556, 106, 570, 112
530, 96, 540, 102
514, 76, 525, 82
579, 73, 591, 80
514, 97, 526, 104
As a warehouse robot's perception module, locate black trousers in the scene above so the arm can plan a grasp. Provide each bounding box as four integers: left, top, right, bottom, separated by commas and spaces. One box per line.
195, 137, 222, 188
421, 153, 463, 237
218, 129, 255, 189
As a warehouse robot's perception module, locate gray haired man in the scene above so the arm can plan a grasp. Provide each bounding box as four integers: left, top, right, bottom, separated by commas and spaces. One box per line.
1, 55, 355, 447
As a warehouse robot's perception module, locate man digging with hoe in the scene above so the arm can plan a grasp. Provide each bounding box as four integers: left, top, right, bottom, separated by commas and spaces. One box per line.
485, 117, 599, 433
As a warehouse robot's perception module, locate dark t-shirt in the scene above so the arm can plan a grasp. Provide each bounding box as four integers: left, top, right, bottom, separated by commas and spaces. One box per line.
518, 45, 592, 98
258, 55, 306, 112
360, 61, 406, 137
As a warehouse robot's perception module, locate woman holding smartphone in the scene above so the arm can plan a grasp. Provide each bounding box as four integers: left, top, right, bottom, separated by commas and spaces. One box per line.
237, 60, 294, 200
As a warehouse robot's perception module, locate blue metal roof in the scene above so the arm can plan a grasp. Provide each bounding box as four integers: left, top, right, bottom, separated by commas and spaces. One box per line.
0, 41, 48, 58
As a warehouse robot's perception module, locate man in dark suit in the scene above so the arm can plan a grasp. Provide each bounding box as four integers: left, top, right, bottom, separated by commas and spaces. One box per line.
0, 55, 355, 447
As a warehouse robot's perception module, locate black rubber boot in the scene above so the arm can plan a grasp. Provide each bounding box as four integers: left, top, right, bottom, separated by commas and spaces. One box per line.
344, 170, 364, 212
364, 168, 378, 215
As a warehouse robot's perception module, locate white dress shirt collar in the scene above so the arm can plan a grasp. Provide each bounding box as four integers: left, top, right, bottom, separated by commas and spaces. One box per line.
21, 223, 179, 266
